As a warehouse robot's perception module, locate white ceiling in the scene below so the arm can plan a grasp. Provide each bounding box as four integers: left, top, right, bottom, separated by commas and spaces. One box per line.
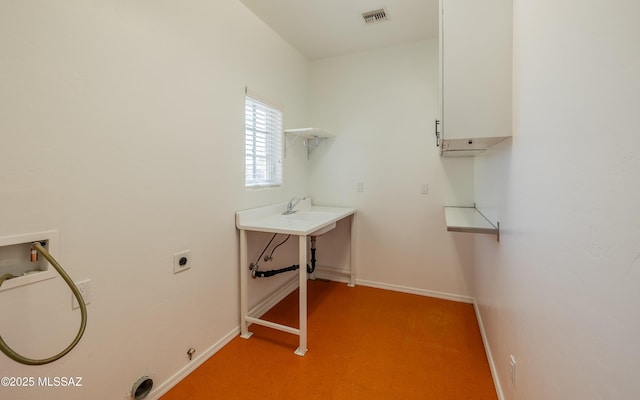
238, 0, 439, 60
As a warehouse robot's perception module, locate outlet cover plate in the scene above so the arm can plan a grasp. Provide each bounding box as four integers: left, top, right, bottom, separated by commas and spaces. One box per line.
72, 279, 91, 309
173, 250, 191, 274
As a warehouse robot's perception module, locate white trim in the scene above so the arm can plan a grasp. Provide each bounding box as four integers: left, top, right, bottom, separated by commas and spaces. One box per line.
473, 300, 505, 400
313, 265, 351, 284
356, 278, 475, 304
149, 327, 239, 400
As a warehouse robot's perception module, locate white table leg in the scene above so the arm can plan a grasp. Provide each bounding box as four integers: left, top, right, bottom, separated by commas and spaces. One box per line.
239, 229, 252, 339
294, 235, 308, 356
348, 214, 357, 287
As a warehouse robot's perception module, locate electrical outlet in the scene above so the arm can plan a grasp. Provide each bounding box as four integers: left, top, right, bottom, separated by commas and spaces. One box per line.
173, 249, 191, 274
420, 183, 429, 194
510, 354, 517, 388
356, 182, 364, 192
72, 279, 91, 309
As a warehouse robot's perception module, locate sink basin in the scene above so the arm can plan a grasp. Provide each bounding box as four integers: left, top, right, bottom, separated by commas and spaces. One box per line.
283, 212, 337, 235
236, 200, 355, 236
283, 211, 334, 220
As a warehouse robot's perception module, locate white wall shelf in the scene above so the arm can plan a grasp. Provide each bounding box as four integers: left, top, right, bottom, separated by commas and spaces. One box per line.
444, 206, 499, 241
284, 127, 334, 156
284, 127, 334, 139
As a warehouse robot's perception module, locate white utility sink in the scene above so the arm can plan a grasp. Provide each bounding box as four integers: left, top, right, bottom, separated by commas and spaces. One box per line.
236, 199, 355, 236
236, 198, 357, 356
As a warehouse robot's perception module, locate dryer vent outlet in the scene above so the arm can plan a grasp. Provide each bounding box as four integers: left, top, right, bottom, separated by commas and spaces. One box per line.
132, 376, 153, 400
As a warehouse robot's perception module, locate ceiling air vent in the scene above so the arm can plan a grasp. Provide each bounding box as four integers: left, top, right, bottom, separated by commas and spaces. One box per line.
362, 8, 388, 24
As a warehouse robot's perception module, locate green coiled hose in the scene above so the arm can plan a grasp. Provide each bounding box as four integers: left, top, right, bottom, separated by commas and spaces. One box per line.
0, 242, 87, 365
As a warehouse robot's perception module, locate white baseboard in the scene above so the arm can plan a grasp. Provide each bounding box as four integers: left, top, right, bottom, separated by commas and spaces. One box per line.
473, 300, 505, 400
313, 265, 351, 284
149, 327, 239, 400
356, 278, 475, 304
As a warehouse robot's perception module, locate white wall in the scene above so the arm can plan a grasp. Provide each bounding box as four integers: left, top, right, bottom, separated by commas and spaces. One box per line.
308, 40, 475, 300
474, 0, 640, 398
0, 1, 309, 399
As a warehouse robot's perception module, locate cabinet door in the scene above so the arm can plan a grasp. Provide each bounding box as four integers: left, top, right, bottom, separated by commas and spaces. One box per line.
440, 0, 512, 140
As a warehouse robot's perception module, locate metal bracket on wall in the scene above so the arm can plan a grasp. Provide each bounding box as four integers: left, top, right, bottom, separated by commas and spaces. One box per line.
444, 206, 500, 242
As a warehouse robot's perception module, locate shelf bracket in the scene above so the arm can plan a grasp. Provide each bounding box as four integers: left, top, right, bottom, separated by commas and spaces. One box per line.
444, 206, 500, 242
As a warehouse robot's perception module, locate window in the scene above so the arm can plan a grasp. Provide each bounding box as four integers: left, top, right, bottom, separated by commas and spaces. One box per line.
245, 93, 283, 188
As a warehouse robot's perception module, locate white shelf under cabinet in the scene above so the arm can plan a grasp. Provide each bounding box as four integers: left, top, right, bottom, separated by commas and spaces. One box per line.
444, 206, 499, 240
440, 137, 509, 157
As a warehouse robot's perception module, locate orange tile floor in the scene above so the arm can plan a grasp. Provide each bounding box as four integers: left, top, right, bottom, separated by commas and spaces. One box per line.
161, 279, 497, 400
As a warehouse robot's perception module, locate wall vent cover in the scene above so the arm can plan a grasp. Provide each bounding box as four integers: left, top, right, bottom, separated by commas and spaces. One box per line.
362, 8, 388, 24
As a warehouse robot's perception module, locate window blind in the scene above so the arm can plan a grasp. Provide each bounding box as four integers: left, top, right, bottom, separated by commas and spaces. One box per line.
245, 94, 283, 188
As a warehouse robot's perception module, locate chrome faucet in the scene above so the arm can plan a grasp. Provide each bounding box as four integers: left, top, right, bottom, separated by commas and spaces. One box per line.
283, 196, 305, 215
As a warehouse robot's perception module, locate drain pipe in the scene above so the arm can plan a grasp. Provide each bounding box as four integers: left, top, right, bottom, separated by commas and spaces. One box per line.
253, 264, 300, 278
252, 236, 318, 278
307, 236, 317, 274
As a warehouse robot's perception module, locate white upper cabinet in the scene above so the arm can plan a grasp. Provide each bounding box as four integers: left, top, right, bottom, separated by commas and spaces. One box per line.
437, 0, 513, 156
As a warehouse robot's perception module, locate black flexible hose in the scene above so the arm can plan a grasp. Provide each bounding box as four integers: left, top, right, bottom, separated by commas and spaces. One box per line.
269, 235, 291, 259
254, 264, 300, 278
254, 233, 278, 267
